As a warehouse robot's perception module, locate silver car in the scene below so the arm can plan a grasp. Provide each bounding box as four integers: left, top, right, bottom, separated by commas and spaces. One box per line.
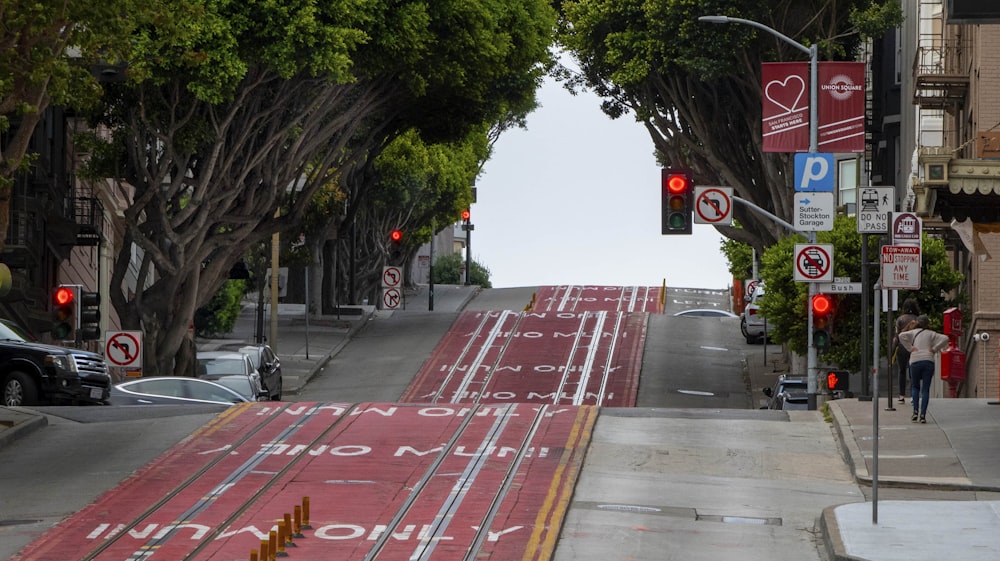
195, 351, 267, 401
109, 377, 251, 406
740, 283, 775, 344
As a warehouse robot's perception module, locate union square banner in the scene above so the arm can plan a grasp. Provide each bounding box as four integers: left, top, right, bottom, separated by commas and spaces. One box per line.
761, 61, 865, 153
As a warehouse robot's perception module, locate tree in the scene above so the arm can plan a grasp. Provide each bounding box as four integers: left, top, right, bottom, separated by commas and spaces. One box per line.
754, 216, 964, 370
0, 0, 133, 252
79, 0, 557, 376
432, 253, 492, 288
557, 0, 901, 256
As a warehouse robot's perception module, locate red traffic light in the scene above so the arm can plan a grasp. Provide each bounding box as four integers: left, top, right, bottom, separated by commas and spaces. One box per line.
54, 286, 75, 306
390, 229, 403, 243
665, 173, 690, 194
461, 209, 470, 221
811, 293, 833, 315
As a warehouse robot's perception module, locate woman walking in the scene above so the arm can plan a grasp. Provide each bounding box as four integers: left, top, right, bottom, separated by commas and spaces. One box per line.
897, 315, 950, 423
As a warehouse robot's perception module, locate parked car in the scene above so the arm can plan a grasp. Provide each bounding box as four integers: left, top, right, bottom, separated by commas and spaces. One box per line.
740, 282, 775, 344
0, 318, 111, 406
762, 375, 808, 410
216, 343, 282, 400
772, 388, 809, 410
673, 309, 739, 318
109, 377, 252, 406
195, 351, 267, 401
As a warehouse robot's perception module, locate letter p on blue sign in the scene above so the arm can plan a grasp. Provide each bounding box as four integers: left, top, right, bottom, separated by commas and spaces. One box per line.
794, 153, 835, 192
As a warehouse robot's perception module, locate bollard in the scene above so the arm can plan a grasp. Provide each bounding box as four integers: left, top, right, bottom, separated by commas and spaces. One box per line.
259, 539, 269, 561
302, 496, 312, 529
250, 551, 258, 561
284, 513, 296, 546
268, 530, 278, 561
293, 505, 304, 538
276, 522, 288, 557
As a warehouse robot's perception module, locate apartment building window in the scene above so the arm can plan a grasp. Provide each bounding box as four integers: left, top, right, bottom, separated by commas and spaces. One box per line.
839, 158, 858, 215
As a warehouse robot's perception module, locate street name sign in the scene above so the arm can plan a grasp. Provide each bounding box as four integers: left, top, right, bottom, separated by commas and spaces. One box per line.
817, 282, 862, 293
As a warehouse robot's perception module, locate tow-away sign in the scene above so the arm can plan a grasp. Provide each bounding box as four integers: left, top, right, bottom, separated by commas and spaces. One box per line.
881, 245, 921, 290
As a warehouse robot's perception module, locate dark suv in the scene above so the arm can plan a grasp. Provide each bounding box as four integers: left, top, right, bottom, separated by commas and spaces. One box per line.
0, 320, 111, 406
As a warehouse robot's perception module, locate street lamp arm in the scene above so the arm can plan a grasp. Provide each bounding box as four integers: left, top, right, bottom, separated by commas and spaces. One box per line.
698, 15, 812, 57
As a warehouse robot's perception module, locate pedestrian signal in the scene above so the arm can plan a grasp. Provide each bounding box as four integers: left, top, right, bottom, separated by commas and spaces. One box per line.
826, 370, 850, 391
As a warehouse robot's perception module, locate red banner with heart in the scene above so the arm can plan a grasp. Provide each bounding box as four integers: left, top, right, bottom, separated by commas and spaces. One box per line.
762, 62, 810, 153
761, 62, 865, 154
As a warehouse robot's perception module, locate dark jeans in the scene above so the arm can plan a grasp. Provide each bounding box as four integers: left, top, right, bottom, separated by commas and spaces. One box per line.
910, 360, 935, 416
897, 354, 910, 396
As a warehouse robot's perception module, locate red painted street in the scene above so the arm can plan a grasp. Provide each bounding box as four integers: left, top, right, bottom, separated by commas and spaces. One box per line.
529, 285, 663, 313
400, 310, 645, 406
14, 402, 596, 561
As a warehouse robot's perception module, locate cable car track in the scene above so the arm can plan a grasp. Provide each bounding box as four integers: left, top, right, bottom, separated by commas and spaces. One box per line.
364, 403, 549, 561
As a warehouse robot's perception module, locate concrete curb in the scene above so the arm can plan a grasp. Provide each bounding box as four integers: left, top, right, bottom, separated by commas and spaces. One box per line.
0, 409, 48, 449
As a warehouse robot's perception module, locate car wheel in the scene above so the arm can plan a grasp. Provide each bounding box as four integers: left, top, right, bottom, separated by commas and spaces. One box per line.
271, 378, 282, 401
3, 371, 38, 407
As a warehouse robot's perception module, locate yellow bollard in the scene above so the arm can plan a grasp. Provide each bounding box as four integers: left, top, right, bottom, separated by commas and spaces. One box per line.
294, 505, 304, 536
302, 496, 312, 529
250, 551, 258, 561
268, 530, 278, 561
259, 539, 269, 561
276, 522, 288, 557
284, 513, 296, 546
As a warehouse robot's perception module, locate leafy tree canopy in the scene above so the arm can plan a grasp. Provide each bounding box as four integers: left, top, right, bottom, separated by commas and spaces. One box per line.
755, 216, 963, 371
557, 0, 901, 255
73, 0, 556, 375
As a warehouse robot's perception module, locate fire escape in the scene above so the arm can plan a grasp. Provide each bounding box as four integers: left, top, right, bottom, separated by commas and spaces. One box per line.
911, 0, 978, 220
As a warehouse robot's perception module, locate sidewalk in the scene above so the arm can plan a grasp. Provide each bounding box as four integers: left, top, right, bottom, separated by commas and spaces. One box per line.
820, 397, 1000, 561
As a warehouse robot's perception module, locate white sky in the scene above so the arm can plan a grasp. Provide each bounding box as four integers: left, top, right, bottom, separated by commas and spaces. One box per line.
473, 72, 732, 291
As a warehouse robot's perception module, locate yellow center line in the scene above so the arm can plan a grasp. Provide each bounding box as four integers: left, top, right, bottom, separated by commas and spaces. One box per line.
521, 405, 599, 561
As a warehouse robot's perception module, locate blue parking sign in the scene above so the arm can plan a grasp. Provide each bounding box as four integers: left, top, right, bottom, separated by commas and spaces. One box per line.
794, 153, 835, 192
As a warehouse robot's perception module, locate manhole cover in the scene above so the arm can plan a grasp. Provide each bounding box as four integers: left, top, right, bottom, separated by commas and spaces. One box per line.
597, 504, 662, 513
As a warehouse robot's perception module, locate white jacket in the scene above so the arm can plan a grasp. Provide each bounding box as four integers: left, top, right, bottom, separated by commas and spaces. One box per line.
897, 327, 950, 363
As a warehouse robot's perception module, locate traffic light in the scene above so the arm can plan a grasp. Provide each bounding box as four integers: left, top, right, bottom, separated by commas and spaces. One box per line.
460, 209, 473, 232
52, 284, 79, 341
811, 293, 834, 352
825, 370, 850, 392
661, 168, 693, 235
389, 229, 403, 262
78, 289, 101, 341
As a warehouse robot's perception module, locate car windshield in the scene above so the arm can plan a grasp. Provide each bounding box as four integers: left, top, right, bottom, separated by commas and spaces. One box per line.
211, 376, 254, 399
0, 320, 32, 342
198, 358, 246, 376
238, 347, 261, 369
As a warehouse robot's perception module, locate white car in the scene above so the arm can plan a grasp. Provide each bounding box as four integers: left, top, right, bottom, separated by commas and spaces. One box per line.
740, 283, 775, 344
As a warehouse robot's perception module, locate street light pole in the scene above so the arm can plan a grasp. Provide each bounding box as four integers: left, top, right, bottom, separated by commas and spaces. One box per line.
699, 15, 822, 408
